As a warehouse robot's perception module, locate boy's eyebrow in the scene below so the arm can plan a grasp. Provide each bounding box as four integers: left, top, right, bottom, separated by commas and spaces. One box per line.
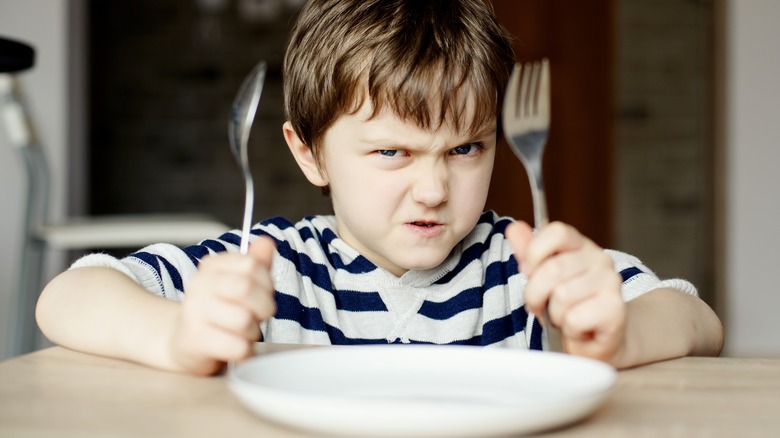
454, 124, 497, 144
470, 124, 497, 139
359, 126, 497, 150
361, 121, 497, 141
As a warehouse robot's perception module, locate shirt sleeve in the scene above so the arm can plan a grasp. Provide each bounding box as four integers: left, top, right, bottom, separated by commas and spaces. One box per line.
605, 249, 698, 301
68, 231, 242, 302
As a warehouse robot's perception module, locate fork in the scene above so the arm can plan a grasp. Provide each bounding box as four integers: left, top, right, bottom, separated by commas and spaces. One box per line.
502, 58, 564, 353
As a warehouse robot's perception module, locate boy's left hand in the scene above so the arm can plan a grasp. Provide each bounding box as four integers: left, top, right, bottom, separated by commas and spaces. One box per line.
506, 221, 626, 363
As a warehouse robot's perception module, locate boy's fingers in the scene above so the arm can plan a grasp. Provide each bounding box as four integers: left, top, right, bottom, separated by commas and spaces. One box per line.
194, 325, 255, 363
526, 251, 588, 305
524, 222, 586, 269
247, 236, 278, 322
201, 298, 261, 338
507, 221, 551, 317
562, 297, 626, 362
545, 270, 603, 326
505, 221, 534, 272
250, 235, 276, 268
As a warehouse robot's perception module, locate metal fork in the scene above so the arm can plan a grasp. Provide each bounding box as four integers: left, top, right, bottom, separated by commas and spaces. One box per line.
502, 58, 563, 353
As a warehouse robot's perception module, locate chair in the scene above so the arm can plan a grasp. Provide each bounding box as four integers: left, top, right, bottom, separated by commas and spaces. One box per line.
0, 36, 230, 356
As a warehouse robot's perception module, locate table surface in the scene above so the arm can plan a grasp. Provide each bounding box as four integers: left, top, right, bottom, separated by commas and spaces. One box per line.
1, 344, 779, 437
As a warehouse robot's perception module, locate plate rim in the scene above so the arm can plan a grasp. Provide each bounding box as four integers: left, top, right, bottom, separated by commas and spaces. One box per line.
228, 344, 616, 437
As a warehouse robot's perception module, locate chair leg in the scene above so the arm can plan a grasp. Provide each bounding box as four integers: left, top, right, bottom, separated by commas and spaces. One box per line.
12, 237, 45, 356
12, 134, 50, 356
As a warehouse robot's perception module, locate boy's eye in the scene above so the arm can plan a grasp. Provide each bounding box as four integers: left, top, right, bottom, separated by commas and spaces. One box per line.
451, 143, 482, 155
378, 149, 401, 157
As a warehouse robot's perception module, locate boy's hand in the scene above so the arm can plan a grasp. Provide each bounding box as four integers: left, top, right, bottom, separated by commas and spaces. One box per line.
506, 221, 626, 364
167, 236, 277, 375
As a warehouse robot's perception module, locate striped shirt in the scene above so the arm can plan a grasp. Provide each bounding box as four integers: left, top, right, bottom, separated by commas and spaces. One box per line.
71, 211, 697, 350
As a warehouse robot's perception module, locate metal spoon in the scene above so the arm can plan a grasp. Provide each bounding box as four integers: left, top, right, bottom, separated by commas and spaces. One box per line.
229, 60, 267, 254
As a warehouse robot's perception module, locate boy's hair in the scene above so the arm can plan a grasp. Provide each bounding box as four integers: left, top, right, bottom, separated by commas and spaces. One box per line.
283, 0, 515, 163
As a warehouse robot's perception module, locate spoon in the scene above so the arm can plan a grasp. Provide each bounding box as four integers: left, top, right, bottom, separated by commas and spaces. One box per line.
229, 60, 267, 254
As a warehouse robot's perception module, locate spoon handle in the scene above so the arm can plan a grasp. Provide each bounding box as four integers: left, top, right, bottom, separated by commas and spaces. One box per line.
239, 170, 254, 255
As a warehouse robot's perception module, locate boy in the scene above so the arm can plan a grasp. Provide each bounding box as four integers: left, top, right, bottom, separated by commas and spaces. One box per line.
36, 0, 723, 376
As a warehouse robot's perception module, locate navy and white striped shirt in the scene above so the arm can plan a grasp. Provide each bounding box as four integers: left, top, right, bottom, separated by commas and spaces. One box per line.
71, 211, 697, 350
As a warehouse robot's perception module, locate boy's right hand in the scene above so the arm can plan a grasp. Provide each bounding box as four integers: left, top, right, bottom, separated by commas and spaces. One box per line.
166, 236, 277, 375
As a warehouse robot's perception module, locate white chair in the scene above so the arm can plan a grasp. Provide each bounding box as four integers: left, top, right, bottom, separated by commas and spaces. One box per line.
0, 36, 230, 356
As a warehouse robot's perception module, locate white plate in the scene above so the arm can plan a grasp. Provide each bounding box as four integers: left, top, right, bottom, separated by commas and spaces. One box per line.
228, 345, 616, 437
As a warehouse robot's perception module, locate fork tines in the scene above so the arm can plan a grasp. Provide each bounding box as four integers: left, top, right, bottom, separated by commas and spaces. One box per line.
504, 59, 550, 132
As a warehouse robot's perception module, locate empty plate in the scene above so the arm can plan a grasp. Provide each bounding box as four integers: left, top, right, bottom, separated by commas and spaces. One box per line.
228, 344, 616, 437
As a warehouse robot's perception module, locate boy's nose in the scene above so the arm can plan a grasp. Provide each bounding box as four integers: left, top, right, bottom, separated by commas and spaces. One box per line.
411, 162, 449, 207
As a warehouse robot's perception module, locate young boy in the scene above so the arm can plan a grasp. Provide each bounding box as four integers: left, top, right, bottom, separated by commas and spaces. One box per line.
36, 0, 723, 376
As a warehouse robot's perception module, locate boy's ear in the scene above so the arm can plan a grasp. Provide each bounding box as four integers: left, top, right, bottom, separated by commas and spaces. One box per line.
283, 121, 329, 187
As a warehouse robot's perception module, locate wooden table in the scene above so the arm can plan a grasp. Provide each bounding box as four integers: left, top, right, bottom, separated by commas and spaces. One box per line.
1, 344, 779, 437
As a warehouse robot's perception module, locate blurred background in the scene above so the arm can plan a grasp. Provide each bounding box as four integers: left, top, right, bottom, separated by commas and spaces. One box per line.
1, 0, 777, 360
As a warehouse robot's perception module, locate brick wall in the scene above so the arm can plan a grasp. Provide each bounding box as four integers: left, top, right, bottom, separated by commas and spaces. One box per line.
88, 0, 331, 232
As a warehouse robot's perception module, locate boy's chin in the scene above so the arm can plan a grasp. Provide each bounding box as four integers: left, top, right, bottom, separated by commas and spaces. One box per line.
371, 245, 457, 275
396, 254, 451, 273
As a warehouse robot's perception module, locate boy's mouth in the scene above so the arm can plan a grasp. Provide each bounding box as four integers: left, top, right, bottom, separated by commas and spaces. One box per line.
409, 221, 440, 228
406, 220, 444, 238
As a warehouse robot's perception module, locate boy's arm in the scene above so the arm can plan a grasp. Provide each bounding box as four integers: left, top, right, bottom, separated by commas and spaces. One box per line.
612, 287, 724, 369
36, 236, 277, 375
506, 220, 724, 369
36, 267, 185, 371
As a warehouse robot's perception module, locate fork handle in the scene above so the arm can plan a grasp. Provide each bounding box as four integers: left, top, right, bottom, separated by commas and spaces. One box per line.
532, 189, 563, 351
526, 165, 549, 229
531, 183, 549, 229
524, 167, 563, 351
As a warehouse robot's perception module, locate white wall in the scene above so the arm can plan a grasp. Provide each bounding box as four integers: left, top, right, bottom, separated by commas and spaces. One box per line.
723, 0, 780, 357
0, 1, 70, 360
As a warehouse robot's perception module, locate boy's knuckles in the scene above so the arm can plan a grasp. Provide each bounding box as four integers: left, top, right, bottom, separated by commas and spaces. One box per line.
563, 307, 596, 333
592, 251, 615, 268
546, 301, 564, 327
605, 296, 627, 317
236, 256, 263, 274
523, 290, 546, 313
255, 271, 275, 293
226, 277, 256, 300
218, 340, 251, 362
539, 257, 567, 280
606, 274, 622, 293
591, 270, 622, 296
232, 338, 255, 359
547, 221, 577, 242
256, 300, 277, 321
226, 310, 255, 333
552, 282, 579, 307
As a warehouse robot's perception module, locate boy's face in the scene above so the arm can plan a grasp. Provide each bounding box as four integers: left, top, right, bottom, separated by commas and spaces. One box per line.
317, 100, 496, 276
